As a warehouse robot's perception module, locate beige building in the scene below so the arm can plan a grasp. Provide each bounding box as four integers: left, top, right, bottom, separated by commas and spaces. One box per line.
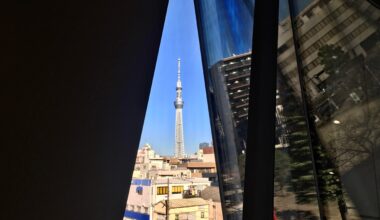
153, 198, 209, 220
134, 144, 172, 178
127, 144, 223, 219
125, 177, 211, 219
153, 178, 211, 202
148, 168, 191, 179
195, 146, 216, 163
184, 162, 216, 174
200, 186, 223, 220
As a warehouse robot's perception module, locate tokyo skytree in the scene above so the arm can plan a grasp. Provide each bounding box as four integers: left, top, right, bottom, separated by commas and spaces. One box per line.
174, 58, 185, 157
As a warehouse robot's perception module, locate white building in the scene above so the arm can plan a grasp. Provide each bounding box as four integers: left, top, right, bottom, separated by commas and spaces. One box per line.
133, 144, 171, 178
125, 177, 211, 220
195, 146, 216, 163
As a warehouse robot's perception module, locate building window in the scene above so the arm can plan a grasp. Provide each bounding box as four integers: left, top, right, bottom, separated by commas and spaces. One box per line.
201, 212, 205, 218
295, 19, 304, 28
172, 186, 184, 194
136, 186, 143, 195
175, 214, 179, 220
278, 43, 289, 54
157, 186, 168, 195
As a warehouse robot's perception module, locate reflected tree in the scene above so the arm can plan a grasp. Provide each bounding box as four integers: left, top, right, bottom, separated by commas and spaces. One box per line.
318, 45, 349, 77
274, 150, 291, 195
276, 73, 320, 205
329, 106, 380, 172
238, 153, 245, 184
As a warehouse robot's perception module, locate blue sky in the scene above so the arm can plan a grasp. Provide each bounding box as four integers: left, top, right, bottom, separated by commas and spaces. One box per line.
138, 0, 212, 156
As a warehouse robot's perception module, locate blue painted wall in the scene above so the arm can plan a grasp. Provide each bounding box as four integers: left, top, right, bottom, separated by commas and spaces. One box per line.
124, 211, 150, 220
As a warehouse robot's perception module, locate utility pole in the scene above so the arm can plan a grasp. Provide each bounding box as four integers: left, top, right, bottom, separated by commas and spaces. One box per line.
166, 178, 170, 220
214, 204, 217, 220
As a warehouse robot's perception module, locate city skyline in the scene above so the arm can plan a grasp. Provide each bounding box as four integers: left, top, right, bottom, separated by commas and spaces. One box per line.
138, 0, 212, 156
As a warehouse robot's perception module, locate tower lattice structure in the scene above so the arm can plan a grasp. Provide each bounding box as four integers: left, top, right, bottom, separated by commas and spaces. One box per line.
174, 58, 185, 158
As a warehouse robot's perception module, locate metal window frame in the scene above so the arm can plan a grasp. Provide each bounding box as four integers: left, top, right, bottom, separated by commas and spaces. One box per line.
242, 1, 279, 219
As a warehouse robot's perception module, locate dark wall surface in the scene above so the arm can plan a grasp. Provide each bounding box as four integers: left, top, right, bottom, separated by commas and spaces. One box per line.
2, 1, 168, 220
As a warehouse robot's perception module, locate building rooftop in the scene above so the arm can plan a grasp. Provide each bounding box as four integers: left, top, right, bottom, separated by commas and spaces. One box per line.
186, 162, 216, 168
150, 158, 164, 161
154, 198, 209, 214
201, 186, 221, 202
202, 147, 214, 154
168, 158, 180, 165
168, 198, 209, 208
222, 51, 251, 62
154, 177, 210, 185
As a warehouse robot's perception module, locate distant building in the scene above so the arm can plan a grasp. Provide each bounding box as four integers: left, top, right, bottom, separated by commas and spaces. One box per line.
134, 144, 171, 178
153, 198, 209, 220
125, 178, 211, 220
124, 179, 152, 220
198, 142, 210, 149
127, 135, 221, 219
196, 147, 216, 163
200, 186, 223, 220
182, 162, 216, 174
147, 169, 191, 179
178, 162, 218, 184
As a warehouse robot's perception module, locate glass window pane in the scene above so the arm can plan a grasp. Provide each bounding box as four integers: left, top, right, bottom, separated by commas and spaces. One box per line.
194, 0, 254, 218
284, 0, 380, 219
275, 1, 322, 219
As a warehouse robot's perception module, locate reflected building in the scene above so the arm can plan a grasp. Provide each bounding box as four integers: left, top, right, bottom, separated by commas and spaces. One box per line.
210, 53, 251, 153
194, 1, 312, 219
207, 53, 252, 219
195, 0, 380, 219
194, 1, 254, 218
194, 0, 254, 67
276, 0, 380, 219
209, 52, 251, 155
278, 0, 380, 120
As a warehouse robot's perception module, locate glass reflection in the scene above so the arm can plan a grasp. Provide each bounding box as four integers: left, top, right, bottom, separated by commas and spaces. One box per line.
282, 0, 380, 219
196, 0, 380, 219
275, 2, 322, 219
194, 0, 254, 219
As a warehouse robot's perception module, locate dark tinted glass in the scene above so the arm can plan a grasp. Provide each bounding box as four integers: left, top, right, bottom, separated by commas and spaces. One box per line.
196, 0, 380, 219
194, 0, 254, 219
278, 0, 380, 219
275, 2, 322, 219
